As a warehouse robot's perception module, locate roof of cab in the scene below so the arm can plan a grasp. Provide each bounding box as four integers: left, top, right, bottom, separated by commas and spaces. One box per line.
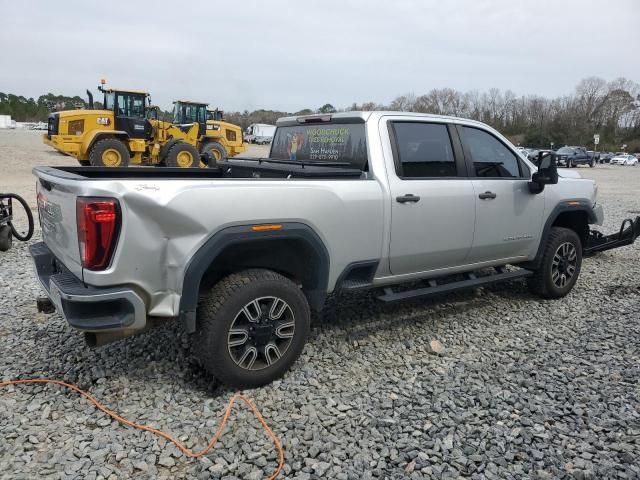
277, 110, 494, 129
173, 100, 209, 106
102, 88, 149, 95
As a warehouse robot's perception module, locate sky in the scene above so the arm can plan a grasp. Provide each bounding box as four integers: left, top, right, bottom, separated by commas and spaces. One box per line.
1, 0, 638, 113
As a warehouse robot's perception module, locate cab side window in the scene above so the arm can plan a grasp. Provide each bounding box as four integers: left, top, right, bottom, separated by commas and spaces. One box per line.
392, 122, 457, 178
461, 126, 521, 178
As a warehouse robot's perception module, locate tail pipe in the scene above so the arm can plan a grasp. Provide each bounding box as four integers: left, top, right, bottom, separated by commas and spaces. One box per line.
86, 90, 94, 109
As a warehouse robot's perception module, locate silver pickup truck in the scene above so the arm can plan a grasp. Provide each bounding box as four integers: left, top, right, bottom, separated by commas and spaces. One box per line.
31, 112, 639, 387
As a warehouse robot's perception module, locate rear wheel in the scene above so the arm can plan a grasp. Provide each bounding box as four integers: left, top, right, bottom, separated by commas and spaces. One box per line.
164, 142, 200, 168
527, 227, 582, 299
0, 225, 12, 252
201, 141, 227, 166
89, 138, 130, 167
589, 158, 595, 168
193, 269, 310, 388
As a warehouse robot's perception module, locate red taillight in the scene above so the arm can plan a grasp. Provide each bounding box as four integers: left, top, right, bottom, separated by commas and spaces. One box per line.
76, 197, 120, 270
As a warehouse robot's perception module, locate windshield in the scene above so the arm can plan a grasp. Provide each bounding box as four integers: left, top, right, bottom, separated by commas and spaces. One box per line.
557, 147, 573, 154
173, 103, 207, 124
115, 93, 146, 118
270, 123, 368, 170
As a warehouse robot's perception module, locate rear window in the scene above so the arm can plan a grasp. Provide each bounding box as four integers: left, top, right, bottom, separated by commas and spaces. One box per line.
557, 147, 573, 154
270, 124, 368, 170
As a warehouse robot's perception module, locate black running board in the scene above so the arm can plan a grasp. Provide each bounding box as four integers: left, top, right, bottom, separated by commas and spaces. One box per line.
584, 216, 640, 256
377, 268, 533, 303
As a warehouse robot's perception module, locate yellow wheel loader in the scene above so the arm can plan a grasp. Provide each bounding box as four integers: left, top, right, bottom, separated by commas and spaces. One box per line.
42, 81, 202, 168
171, 101, 246, 165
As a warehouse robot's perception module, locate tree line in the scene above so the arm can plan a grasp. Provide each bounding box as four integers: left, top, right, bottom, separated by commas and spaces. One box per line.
3, 76, 638, 151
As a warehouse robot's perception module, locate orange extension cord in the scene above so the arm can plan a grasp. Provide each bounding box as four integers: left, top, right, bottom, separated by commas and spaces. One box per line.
0, 379, 284, 479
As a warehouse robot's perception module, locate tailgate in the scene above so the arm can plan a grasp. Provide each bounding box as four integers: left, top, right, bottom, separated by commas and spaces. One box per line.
35, 168, 83, 279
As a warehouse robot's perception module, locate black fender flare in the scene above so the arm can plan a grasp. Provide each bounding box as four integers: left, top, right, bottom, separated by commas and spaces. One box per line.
528, 199, 596, 269
179, 222, 330, 333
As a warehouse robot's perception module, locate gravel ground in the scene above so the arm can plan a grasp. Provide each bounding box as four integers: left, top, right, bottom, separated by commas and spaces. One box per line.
0, 131, 639, 479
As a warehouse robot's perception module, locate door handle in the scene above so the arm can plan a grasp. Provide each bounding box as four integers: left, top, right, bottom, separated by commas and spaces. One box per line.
478, 191, 497, 200
396, 194, 421, 204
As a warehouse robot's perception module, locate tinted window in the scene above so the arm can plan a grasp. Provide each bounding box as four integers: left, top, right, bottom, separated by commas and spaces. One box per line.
393, 122, 456, 178
105, 93, 114, 110
270, 124, 368, 170
461, 127, 521, 178
116, 93, 145, 118
557, 147, 573, 154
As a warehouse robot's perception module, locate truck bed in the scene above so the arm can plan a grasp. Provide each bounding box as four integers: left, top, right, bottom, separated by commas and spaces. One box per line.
35, 158, 364, 181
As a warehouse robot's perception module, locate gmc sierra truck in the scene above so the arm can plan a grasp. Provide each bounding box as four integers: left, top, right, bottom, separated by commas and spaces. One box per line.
30, 112, 639, 388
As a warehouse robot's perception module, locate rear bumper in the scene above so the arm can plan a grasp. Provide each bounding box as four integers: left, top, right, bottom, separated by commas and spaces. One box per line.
30, 242, 147, 332
42, 134, 81, 157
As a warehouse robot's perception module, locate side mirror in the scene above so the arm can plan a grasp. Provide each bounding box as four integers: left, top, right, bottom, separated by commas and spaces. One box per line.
529, 152, 558, 194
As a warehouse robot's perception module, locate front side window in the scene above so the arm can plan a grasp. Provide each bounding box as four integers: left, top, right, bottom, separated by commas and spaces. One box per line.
104, 92, 115, 110
197, 105, 207, 123
172, 103, 182, 123
461, 127, 521, 178
392, 122, 456, 178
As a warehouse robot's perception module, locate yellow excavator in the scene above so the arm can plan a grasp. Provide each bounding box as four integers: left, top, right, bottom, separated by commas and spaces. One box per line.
43, 81, 245, 168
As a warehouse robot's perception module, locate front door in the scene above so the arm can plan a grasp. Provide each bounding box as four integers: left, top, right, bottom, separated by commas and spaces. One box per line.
387, 121, 476, 276
114, 92, 151, 139
458, 125, 545, 263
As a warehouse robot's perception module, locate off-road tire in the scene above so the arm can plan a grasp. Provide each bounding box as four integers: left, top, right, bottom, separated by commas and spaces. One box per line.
193, 269, 310, 388
158, 139, 181, 164
89, 138, 130, 167
164, 142, 200, 168
527, 227, 582, 299
0, 225, 12, 252
201, 141, 227, 165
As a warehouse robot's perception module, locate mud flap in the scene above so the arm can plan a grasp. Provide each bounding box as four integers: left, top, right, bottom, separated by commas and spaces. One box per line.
584, 216, 640, 256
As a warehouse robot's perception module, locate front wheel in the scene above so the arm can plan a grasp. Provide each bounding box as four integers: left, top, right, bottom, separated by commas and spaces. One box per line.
193, 269, 310, 388
164, 142, 200, 168
201, 141, 227, 165
527, 227, 582, 299
89, 138, 130, 167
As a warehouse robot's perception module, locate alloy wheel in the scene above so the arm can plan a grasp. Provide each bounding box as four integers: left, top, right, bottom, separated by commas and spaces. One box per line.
551, 242, 577, 288
227, 296, 295, 371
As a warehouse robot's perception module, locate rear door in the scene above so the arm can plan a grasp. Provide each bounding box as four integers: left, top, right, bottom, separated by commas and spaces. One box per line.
458, 125, 544, 263
386, 120, 476, 275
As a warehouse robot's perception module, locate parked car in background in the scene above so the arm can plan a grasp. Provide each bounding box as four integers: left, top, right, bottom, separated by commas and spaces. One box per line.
599, 152, 614, 163
555, 146, 597, 168
610, 154, 638, 166
244, 123, 277, 144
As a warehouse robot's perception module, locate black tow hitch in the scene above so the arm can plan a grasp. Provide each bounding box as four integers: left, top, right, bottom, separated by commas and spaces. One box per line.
584, 216, 640, 256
